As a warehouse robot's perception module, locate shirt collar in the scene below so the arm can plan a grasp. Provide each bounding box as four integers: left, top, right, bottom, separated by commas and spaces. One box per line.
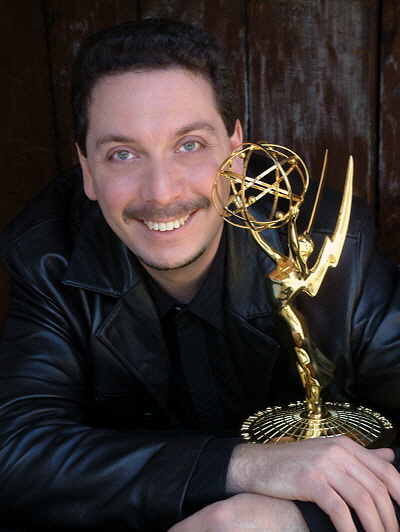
145, 229, 227, 333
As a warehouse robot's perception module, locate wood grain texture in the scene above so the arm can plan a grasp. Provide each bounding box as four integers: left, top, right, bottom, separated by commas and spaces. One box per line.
0, 0, 57, 324
379, 0, 400, 262
0, 1, 58, 224
246, 0, 379, 204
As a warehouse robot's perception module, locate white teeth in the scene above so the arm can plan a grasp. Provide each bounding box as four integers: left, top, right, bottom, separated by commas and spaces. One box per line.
144, 214, 190, 231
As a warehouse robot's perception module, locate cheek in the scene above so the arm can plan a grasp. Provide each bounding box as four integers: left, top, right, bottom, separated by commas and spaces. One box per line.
190, 159, 225, 196
94, 166, 140, 199
93, 180, 131, 217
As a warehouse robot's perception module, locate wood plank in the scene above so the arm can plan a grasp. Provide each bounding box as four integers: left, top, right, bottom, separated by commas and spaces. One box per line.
246, 0, 379, 206
379, 0, 400, 263
2, 0, 397, 339
0, 0, 58, 328
0, 0, 58, 224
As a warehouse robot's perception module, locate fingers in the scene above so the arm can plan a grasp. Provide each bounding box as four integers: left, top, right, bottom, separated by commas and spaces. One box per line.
312, 469, 396, 532
339, 441, 399, 532
360, 447, 400, 503
292, 437, 400, 532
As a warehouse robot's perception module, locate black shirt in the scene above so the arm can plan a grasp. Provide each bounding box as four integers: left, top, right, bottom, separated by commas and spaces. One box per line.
146, 230, 248, 433
144, 230, 239, 514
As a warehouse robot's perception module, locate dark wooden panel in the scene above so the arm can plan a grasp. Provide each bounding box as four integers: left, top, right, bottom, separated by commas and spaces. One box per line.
379, 0, 400, 263
246, 0, 379, 206
43, 0, 139, 171
0, 0, 58, 328
0, 0, 58, 224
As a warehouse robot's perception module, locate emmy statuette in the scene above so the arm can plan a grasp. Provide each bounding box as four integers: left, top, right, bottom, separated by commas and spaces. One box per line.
212, 142, 395, 449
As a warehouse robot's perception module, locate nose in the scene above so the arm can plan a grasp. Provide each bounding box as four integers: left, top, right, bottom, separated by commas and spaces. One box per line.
140, 158, 183, 206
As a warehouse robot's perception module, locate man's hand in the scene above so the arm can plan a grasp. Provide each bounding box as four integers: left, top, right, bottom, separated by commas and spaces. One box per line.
227, 435, 400, 532
168, 493, 309, 531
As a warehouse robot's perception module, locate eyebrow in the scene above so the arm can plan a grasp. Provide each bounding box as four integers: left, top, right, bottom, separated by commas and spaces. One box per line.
95, 121, 219, 151
174, 121, 218, 138
95, 135, 135, 151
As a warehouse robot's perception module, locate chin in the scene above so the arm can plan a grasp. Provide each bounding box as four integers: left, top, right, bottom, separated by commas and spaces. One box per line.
138, 247, 207, 272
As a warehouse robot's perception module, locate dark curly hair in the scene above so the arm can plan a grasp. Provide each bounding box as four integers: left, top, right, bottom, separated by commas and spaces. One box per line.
71, 18, 237, 156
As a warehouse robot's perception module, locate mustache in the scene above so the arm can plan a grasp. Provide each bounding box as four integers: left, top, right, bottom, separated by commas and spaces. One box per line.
122, 197, 210, 222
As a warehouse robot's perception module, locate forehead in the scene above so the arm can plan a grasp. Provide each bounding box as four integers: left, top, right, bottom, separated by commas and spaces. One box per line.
87, 68, 221, 129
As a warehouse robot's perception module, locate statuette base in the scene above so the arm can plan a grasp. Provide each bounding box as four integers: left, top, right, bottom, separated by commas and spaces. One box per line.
241, 401, 395, 448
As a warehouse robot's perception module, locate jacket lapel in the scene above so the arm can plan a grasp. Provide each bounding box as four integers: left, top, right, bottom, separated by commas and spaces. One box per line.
225, 223, 283, 318
63, 203, 175, 413
64, 202, 135, 296
97, 281, 174, 416
224, 224, 287, 412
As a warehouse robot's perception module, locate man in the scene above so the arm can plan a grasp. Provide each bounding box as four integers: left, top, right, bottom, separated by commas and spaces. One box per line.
0, 18, 400, 531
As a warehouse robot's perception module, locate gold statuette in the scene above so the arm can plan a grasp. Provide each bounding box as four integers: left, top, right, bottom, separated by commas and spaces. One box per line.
212, 142, 395, 448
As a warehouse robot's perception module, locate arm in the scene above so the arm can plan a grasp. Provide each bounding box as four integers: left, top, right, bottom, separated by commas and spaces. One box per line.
226, 437, 400, 532
168, 493, 309, 532
167, 438, 400, 532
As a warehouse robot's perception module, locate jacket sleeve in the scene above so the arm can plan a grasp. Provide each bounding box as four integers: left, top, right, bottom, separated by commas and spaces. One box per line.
0, 235, 231, 531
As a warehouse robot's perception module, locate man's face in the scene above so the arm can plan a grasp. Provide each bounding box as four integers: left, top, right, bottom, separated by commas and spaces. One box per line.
79, 69, 242, 275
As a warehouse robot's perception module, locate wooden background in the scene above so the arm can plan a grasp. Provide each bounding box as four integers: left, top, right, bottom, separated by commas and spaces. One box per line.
1, 0, 400, 328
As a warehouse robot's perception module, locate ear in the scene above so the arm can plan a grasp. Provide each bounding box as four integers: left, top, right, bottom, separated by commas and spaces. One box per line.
229, 119, 243, 151
76, 143, 97, 201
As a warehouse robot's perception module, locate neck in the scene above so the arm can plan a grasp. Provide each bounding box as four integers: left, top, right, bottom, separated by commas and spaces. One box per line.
140, 227, 224, 303
142, 258, 213, 304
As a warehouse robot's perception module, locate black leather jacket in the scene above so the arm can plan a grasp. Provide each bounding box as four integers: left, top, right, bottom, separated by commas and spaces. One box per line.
1, 166, 400, 531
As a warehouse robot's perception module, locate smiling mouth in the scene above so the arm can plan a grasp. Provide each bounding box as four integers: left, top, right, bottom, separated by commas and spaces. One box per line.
143, 213, 191, 232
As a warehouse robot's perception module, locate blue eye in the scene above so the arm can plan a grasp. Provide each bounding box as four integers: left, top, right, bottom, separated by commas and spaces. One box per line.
181, 141, 197, 152
116, 150, 131, 160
